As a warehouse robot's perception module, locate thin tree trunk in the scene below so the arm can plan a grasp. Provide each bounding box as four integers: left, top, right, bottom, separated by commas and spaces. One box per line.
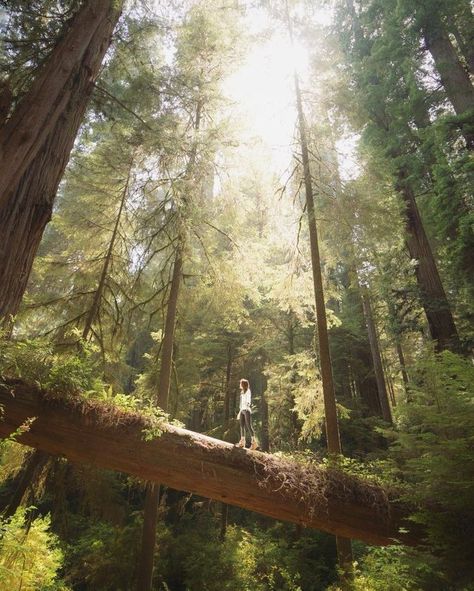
219, 502, 229, 541
422, 13, 474, 147
397, 172, 460, 352
380, 352, 397, 407
0, 0, 122, 325
260, 385, 270, 452
83, 159, 133, 340
137, 247, 183, 591
361, 292, 392, 423
220, 343, 233, 539
396, 341, 409, 388
136, 482, 160, 591
346, 269, 383, 417
2, 450, 49, 519
223, 343, 233, 425
288, 5, 353, 573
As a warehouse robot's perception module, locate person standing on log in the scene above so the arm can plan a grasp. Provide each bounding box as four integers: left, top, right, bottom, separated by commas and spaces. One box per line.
236, 379, 257, 449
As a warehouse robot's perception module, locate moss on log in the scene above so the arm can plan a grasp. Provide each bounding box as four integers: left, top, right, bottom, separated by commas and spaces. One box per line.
0, 380, 420, 546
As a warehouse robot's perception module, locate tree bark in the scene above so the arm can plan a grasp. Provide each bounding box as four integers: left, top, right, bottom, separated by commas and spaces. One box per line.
136, 482, 160, 591
0, 379, 422, 547
422, 13, 474, 147
396, 172, 460, 352
1, 449, 49, 519
0, 0, 122, 325
396, 341, 409, 389
361, 292, 392, 423
223, 343, 233, 424
260, 385, 270, 452
220, 502, 229, 541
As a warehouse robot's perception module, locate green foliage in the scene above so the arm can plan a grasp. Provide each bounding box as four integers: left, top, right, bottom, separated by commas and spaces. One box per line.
388, 349, 474, 583
227, 526, 302, 591
0, 336, 102, 395
0, 508, 69, 591
330, 546, 426, 591
64, 518, 142, 591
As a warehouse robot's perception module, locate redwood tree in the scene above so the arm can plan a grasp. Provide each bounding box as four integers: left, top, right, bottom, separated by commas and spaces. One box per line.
0, 0, 123, 325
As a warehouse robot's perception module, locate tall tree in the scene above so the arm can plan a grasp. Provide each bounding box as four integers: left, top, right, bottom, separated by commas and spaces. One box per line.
0, 0, 123, 326
335, 0, 461, 352
287, 7, 353, 580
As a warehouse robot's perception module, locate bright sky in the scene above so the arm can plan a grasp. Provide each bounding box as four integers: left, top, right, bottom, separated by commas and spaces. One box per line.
222, 5, 360, 183
222, 9, 309, 177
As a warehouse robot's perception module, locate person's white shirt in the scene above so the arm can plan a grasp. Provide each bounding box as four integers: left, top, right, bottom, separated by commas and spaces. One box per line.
239, 388, 252, 412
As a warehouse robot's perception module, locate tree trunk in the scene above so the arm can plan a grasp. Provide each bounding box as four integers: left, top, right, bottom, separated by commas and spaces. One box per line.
396, 341, 409, 388
0, 379, 423, 547
448, 0, 474, 74
0, 0, 122, 325
137, 247, 183, 591
2, 449, 49, 519
223, 343, 233, 425
82, 160, 133, 340
361, 292, 392, 423
345, 269, 383, 417
396, 172, 460, 352
289, 3, 353, 569
220, 502, 229, 541
220, 341, 234, 538
260, 385, 270, 452
422, 13, 474, 147
136, 482, 160, 591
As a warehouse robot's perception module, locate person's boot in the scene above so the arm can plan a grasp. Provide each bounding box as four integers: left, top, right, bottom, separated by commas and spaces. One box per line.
236, 437, 245, 447
250, 437, 258, 450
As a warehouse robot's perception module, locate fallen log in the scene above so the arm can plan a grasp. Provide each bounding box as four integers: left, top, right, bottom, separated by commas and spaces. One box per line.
0, 380, 420, 546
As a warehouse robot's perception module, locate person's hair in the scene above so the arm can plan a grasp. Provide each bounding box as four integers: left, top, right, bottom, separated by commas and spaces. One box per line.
240, 378, 249, 392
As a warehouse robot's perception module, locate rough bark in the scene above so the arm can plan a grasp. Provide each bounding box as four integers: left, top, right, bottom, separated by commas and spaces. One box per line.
0, 0, 122, 324
422, 13, 474, 147
361, 292, 392, 424
0, 0, 119, 204
397, 173, 460, 352
0, 380, 422, 547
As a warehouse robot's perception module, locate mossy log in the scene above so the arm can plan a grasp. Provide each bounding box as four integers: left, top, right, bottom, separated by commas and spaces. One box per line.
0, 380, 420, 546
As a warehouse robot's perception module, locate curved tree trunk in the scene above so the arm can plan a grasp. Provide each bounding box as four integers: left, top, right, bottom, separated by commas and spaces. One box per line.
0, 0, 122, 325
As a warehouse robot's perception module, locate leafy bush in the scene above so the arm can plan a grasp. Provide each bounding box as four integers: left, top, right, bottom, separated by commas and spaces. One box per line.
389, 350, 474, 584
0, 508, 69, 590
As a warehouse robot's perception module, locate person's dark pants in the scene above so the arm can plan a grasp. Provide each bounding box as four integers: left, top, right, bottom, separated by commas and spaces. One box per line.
240, 409, 255, 441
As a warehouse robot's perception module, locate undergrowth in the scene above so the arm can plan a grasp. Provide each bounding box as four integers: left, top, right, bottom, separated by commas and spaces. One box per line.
0, 336, 170, 441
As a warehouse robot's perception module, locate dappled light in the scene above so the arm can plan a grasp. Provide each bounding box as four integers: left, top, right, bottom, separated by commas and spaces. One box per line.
0, 0, 473, 589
